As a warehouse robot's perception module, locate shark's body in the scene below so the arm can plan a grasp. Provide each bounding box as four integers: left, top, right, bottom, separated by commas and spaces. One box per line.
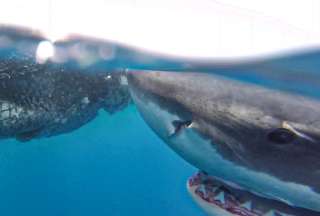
128, 70, 320, 215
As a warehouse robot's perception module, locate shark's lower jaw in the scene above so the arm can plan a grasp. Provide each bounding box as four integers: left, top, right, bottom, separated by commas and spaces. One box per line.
187, 171, 319, 216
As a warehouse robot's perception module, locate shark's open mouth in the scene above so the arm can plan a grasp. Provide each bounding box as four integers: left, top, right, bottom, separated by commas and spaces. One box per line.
187, 171, 319, 216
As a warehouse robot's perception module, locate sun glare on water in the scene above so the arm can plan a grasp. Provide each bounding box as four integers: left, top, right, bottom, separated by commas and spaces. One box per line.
36, 40, 55, 63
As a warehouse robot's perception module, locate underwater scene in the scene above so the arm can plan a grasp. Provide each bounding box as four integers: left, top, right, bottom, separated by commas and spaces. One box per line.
0, 24, 319, 216
0, 107, 205, 216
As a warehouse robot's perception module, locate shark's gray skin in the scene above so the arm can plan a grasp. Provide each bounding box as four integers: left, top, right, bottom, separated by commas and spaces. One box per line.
128, 70, 320, 215
0, 26, 130, 141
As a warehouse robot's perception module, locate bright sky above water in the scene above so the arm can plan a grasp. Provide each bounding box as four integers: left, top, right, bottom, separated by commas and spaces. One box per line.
0, 0, 319, 58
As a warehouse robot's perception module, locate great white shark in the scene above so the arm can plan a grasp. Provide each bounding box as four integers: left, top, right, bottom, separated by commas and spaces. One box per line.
127, 70, 320, 216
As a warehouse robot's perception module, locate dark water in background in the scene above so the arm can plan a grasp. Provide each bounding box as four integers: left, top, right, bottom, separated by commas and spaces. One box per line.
0, 106, 205, 216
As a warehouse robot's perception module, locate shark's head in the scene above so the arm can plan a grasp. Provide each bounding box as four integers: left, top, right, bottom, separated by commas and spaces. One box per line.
127, 70, 320, 214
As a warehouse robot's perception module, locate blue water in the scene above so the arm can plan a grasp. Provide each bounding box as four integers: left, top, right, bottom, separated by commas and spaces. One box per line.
0, 106, 205, 216
2, 27, 320, 216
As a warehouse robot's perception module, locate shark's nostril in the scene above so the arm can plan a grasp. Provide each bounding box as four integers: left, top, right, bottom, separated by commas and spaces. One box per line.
267, 128, 296, 144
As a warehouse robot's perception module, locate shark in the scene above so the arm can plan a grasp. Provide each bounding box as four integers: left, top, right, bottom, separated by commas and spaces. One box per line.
127, 70, 320, 216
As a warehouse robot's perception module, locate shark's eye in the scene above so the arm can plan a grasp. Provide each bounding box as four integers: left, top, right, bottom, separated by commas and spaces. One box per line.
267, 128, 296, 144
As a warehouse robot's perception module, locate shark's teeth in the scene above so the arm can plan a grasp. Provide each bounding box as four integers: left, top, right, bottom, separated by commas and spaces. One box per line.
190, 171, 317, 216
197, 185, 207, 198
214, 191, 225, 204
240, 200, 252, 211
